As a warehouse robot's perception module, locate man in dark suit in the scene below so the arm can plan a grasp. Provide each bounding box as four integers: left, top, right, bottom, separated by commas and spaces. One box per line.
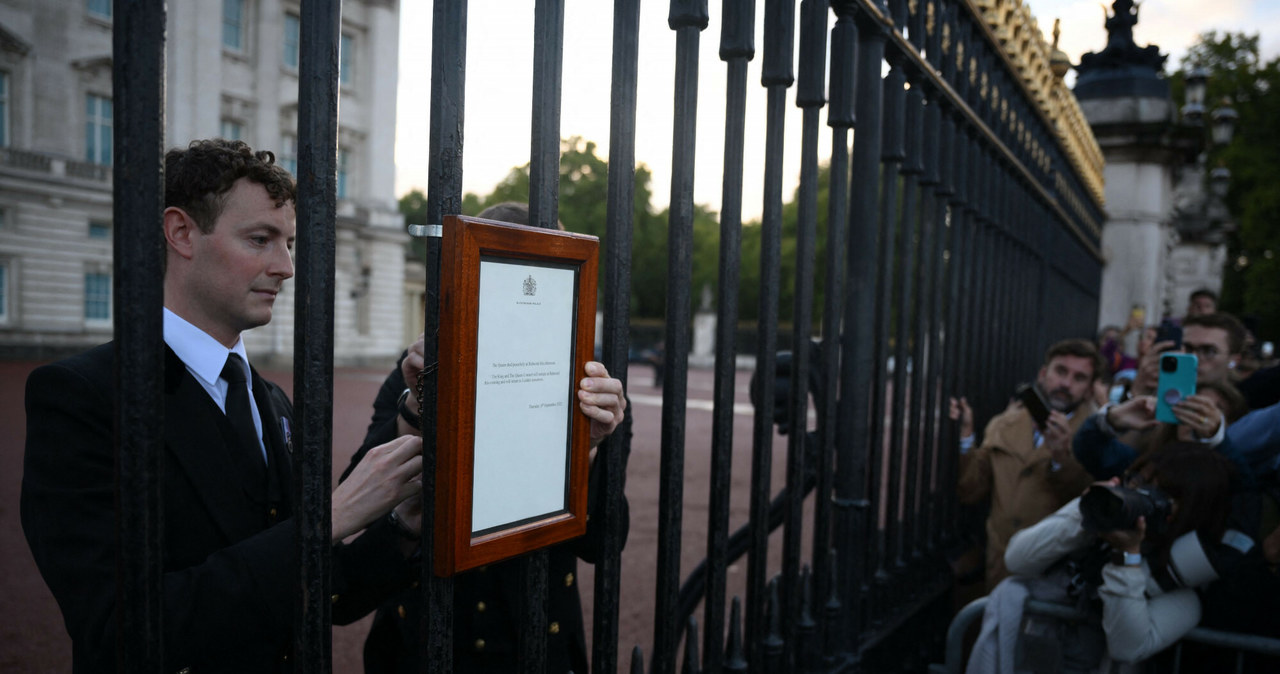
21, 139, 426, 673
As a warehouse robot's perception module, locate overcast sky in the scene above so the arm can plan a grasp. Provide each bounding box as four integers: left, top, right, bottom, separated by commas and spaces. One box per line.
392, 0, 1280, 222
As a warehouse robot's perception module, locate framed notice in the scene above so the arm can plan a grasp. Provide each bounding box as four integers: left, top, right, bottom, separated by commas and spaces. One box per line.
433, 214, 599, 576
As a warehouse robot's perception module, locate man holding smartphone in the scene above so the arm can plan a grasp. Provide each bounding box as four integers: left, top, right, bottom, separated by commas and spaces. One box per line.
1131, 313, 1245, 401
955, 339, 1104, 591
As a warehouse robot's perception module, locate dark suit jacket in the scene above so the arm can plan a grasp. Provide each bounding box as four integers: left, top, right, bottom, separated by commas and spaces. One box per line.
343, 358, 630, 673
21, 343, 414, 673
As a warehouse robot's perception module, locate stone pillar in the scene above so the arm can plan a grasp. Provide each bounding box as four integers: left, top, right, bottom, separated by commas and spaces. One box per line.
1074, 0, 1200, 329
1087, 141, 1176, 326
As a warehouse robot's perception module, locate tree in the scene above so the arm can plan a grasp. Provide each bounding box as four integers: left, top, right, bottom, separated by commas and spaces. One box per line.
425, 136, 671, 318
1177, 32, 1280, 341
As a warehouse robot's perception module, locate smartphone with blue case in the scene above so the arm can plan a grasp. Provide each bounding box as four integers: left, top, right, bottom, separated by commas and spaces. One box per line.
1155, 353, 1197, 424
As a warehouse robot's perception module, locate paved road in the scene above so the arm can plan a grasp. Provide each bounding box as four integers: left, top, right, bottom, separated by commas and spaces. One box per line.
0, 359, 796, 671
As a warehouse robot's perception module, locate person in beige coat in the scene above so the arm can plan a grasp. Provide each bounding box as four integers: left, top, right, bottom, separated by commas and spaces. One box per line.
955, 339, 1104, 591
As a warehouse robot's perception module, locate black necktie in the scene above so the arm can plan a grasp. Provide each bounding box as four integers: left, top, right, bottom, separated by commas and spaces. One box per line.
221, 354, 267, 480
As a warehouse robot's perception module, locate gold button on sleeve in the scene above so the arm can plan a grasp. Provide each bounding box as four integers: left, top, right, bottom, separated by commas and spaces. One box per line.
564, 573, 574, 587
398, 605, 406, 619
330, 594, 340, 604
549, 622, 560, 635
474, 638, 486, 651
476, 601, 486, 612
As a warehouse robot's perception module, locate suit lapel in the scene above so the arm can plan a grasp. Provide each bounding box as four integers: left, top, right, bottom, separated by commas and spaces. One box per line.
251, 369, 294, 517
163, 347, 264, 543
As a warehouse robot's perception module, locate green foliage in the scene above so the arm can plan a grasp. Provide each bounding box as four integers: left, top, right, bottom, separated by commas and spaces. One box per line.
1178, 32, 1280, 339
399, 138, 852, 332
399, 137, 671, 318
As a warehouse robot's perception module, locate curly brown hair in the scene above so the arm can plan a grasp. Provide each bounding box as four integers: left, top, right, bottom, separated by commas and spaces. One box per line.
164, 139, 296, 233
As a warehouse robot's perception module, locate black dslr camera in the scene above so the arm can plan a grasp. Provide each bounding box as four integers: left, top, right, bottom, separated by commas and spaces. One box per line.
1079, 484, 1173, 534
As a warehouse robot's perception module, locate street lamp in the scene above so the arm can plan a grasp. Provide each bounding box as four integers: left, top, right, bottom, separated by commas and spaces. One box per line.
1210, 166, 1231, 199
1211, 103, 1238, 146
1182, 66, 1209, 124
1171, 66, 1237, 246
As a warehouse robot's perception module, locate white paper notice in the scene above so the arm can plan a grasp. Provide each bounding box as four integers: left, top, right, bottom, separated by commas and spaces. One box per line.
471, 259, 577, 533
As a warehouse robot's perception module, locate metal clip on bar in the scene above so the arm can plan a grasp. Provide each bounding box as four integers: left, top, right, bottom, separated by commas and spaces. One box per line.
408, 224, 443, 238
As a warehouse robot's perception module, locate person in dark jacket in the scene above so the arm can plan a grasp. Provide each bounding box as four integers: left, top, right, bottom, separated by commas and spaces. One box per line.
347, 202, 630, 673
21, 139, 425, 673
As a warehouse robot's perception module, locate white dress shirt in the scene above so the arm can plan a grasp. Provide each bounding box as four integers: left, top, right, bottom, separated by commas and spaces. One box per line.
163, 308, 268, 463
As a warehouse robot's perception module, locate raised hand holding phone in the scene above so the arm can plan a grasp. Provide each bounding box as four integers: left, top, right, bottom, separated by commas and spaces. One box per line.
1016, 383, 1051, 430
1155, 353, 1197, 424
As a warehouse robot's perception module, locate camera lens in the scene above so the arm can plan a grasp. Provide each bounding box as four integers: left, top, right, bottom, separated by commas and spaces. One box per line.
1161, 356, 1178, 373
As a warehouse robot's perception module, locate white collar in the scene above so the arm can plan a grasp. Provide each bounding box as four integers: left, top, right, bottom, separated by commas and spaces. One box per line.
163, 307, 250, 388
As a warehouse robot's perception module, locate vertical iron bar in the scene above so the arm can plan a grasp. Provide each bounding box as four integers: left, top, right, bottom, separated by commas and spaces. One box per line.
893, 84, 924, 582
943, 128, 972, 535
931, 110, 956, 547
992, 163, 1009, 399
653, 2, 708, 673
964, 141, 988, 419
983, 151, 1001, 393
747, 0, 792, 661
874, 65, 907, 604
518, 553, 550, 674
762, 577, 784, 672
529, 0, 565, 230
885, 19, 912, 556
913, 93, 941, 563
422, 0, 468, 669
418, 225, 445, 674
785, 0, 824, 668
929, 104, 955, 550
1035, 201, 1051, 351
1021, 187, 1040, 380
923, 0, 952, 554
836, 6, 886, 642
293, 0, 341, 669
959, 135, 985, 425
795, 568, 817, 672
988, 157, 1008, 399
520, 2, 566, 669
817, 5, 855, 662
973, 145, 995, 419
725, 596, 748, 672
703, 1, 754, 671
595, 0, 642, 671
112, 0, 165, 669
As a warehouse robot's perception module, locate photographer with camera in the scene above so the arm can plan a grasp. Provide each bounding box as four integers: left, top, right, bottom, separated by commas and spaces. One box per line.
980, 445, 1248, 670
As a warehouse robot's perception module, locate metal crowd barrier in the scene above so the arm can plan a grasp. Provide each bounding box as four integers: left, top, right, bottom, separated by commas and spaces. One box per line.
933, 597, 1280, 674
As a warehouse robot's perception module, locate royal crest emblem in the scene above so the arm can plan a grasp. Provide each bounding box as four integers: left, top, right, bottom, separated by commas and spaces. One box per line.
523, 275, 537, 296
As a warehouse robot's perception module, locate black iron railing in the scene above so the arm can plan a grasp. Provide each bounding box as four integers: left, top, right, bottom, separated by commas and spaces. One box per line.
110, 0, 1104, 671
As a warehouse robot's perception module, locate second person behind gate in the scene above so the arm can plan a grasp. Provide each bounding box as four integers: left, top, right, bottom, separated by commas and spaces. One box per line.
342, 201, 631, 673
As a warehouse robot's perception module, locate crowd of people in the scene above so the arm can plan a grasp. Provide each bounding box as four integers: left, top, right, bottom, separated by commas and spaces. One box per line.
954, 290, 1280, 672
17, 137, 1280, 672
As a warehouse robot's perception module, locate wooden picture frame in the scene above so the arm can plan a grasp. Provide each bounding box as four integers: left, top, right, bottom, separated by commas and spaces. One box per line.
433, 214, 599, 576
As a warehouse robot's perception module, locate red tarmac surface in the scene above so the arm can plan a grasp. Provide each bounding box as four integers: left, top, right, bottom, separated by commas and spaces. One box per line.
1, 359, 796, 672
